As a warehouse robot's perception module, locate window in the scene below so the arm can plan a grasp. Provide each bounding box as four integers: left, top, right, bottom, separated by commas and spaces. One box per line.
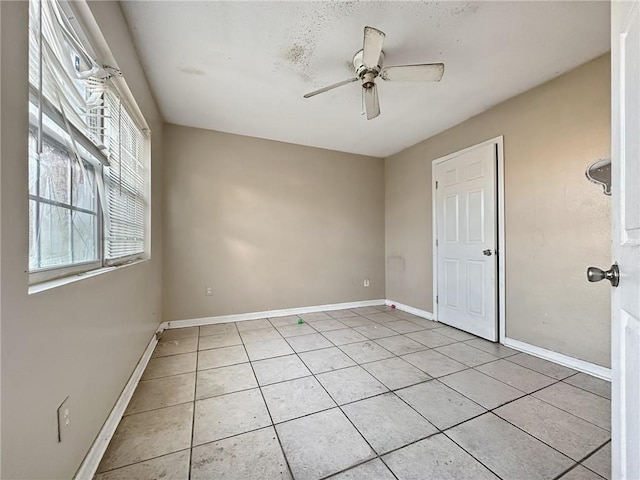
28, 129, 101, 272
28, 0, 149, 283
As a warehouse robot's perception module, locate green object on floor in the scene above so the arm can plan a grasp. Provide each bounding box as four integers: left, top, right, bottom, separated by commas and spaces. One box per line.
297, 318, 304, 324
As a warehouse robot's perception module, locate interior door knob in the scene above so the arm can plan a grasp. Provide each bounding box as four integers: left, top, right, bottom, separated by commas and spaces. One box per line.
587, 264, 619, 287
483, 249, 492, 256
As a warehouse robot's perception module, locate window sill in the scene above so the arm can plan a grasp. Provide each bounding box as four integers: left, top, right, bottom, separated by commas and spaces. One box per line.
28, 258, 148, 295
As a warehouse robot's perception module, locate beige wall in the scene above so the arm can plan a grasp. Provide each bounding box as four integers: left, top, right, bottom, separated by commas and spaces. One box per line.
163, 125, 385, 321
0, 2, 163, 478
385, 54, 611, 367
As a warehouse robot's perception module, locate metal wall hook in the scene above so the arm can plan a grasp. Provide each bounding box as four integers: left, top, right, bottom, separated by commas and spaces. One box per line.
586, 158, 611, 196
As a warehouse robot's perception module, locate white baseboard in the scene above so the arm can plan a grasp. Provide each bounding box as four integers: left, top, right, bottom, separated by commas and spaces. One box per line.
385, 299, 434, 321
74, 328, 162, 480
384, 301, 610, 381
162, 299, 387, 330
503, 337, 611, 381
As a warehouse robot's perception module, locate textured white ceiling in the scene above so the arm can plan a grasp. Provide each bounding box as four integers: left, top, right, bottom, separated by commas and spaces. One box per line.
121, 1, 610, 158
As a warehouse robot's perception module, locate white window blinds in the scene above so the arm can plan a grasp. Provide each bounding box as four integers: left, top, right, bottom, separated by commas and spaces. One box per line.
104, 92, 146, 263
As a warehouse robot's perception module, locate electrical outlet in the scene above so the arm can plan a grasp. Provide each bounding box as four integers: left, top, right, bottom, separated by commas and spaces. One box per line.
205, 286, 213, 296
57, 396, 70, 443
364, 279, 370, 287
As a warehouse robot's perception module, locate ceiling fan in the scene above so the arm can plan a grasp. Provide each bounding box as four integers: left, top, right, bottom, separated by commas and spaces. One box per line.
304, 26, 445, 120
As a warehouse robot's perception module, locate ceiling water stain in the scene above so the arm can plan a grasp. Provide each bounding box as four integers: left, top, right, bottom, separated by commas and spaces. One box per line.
277, 1, 357, 82
285, 44, 307, 66
281, 43, 314, 81
178, 66, 206, 76
325, 1, 358, 18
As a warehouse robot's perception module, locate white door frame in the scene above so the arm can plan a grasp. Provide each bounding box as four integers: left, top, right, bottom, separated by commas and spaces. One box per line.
611, 2, 640, 477
432, 136, 506, 342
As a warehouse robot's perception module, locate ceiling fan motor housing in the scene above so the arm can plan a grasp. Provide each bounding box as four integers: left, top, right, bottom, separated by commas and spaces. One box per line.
353, 49, 384, 88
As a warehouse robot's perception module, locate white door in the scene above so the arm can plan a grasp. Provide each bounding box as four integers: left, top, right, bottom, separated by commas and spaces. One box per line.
612, 3, 640, 478
434, 143, 497, 341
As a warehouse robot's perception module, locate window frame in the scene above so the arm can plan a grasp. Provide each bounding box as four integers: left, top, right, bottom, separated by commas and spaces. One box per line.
27, 0, 151, 286
28, 130, 104, 283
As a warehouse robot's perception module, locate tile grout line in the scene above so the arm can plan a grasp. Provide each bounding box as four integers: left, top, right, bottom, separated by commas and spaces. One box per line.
275, 313, 397, 477
187, 326, 202, 480
95, 449, 192, 476
241, 328, 296, 480
445, 385, 610, 475
276, 314, 501, 479
521, 387, 612, 433
551, 439, 611, 480
553, 462, 608, 480
429, 346, 611, 425
318, 456, 401, 480
98, 329, 202, 476
551, 463, 587, 480
353, 349, 608, 478
308, 363, 498, 478
440, 428, 507, 480
190, 424, 302, 454
376, 457, 402, 480
579, 439, 612, 463
382, 340, 570, 472
124, 398, 197, 418
425, 370, 612, 467
562, 374, 613, 401
473, 411, 576, 470
365, 379, 506, 479
296, 349, 386, 479
469, 361, 612, 423
576, 440, 611, 479
436, 369, 612, 460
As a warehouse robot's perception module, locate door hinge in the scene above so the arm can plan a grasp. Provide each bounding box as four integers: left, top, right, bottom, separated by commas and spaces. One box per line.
436, 295, 439, 304
435, 181, 439, 189
436, 238, 438, 247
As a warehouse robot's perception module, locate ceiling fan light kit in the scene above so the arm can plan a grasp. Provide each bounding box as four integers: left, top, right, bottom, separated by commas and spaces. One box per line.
304, 26, 445, 120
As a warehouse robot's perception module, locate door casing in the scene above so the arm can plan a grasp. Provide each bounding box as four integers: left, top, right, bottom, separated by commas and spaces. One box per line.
432, 136, 506, 342
611, 2, 640, 477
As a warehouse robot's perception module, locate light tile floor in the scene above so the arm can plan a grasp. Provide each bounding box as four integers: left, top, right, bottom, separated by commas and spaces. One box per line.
95, 306, 612, 480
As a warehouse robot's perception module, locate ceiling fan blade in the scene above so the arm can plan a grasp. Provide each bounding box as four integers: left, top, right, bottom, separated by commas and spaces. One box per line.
303, 78, 358, 98
363, 85, 380, 120
380, 63, 445, 82
362, 26, 385, 69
